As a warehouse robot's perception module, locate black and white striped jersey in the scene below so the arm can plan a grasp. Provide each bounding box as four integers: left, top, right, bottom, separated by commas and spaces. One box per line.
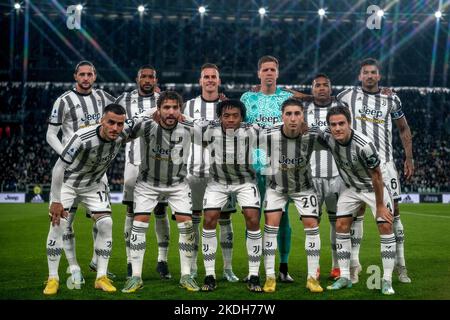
183, 95, 221, 177
136, 120, 194, 187
337, 87, 404, 163
203, 122, 258, 185
263, 126, 326, 193
59, 120, 139, 188
321, 128, 381, 192
48, 88, 115, 145
303, 99, 344, 179
115, 90, 159, 165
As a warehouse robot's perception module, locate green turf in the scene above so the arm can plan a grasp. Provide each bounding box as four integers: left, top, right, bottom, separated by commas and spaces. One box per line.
0, 203, 449, 300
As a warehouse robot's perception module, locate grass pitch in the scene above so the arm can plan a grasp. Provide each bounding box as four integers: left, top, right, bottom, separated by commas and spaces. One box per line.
0, 203, 449, 300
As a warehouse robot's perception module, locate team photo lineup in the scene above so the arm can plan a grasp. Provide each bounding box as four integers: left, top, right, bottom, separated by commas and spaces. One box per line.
43, 56, 412, 297
1, 1, 449, 303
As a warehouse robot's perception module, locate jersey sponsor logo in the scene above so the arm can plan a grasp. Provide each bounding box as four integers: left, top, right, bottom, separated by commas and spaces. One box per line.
80, 112, 101, 122
357, 105, 385, 124
278, 155, 307, 166
254, 115, 280, 125
336, 153, 358, 169
91, 152, 116, 165
152, 144, 171, 156
310, 119, 328, 128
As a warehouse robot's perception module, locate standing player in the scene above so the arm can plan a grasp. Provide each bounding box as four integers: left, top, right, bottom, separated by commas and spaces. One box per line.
122, 91, 199, 293
337, 58, 413, 284
303, 74, 346, 280
200, 100, 262, 292
183, 63, 238, 282
240, 55, 294, 282
324, 106, 396, 295
115, 65, 171, 280
46, 61, 115, 289
261, 98, 324, 293
44, 103, 147, 295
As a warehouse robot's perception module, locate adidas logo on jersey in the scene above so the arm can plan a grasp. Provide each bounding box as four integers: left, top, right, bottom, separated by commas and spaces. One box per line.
75, 104, 82, 109
194, 109, 200, 113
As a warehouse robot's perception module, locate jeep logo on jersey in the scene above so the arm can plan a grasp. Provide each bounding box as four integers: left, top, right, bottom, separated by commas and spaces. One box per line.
358, 105, 384, 118
152, 144, 171, 156
278, 155, 306, 166
310, 119, 328, 128
92, 153, 115, 165
255, 115, 280, 124
81, 112, 101, 122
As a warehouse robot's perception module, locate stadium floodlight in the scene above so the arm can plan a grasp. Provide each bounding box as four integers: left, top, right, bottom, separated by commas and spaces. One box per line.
259, 7, 266, 16
138, 5, 145, 13
318, 8, 326, 17
377, 10, 384, 17
76, 4, 83, 11
435, 11, 442, 19
198, 6, 206, 14
14, 3, 21, 10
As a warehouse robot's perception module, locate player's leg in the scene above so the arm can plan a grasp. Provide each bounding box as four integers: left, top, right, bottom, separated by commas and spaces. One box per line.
44, 186, 75, 295
82, 182, 116, 293
384, 162, 411, 283
88, 175, 115, 279
278, 202, 293, 282
237, 183, 262, 292
293, 191, 322, 293
122, 181, 159, 293
324, 176, 346, 280
262, 188, 285, 293
154, 200, 171, 279
350, 204, 365, 283
220, 194, 238, 282
327, 189, 360, 291
122, 161, 139, 279
366, 188, 396, 295
63, 207, 81, 276
169, 182, 199, 292
186, 174, 207, 280
201, 181, 229, 291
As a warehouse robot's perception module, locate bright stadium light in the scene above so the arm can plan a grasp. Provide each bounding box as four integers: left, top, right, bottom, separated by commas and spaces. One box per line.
76, 4, 83, 11
377, 10, 384, 17
138, 5, 145, 13
14, 3, 21, 10
259, 7, 266, 16
318, 8, 326, 16
198, 6, 206, 14
435, 11, 442, 19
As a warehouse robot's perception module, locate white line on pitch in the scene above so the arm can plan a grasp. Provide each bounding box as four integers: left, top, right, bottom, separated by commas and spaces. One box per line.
401, 211, 450, 219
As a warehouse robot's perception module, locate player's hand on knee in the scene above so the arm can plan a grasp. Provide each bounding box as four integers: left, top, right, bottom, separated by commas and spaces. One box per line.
50, 202, 65, 226
376, 206, 393, 224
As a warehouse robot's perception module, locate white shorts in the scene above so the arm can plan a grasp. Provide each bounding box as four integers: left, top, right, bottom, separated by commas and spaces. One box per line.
381, 161, 401, 201
336, 187, 394, 222
312, 176, 346, 214
186, 174, 236, 213
203, 181, 260, 211
134, 181, 192, 216
122, 162, 168, 206
264, 188, 320, 219
54, 181, 112, 214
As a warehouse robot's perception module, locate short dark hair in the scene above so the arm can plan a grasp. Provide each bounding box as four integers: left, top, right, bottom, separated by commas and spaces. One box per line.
281, 98, 303, 114
201, 63, 219, 72
103, 103, 126, 116
216, 99, 246, 119
258, 55, 279, 70
157, 90, 183, 109
360, 58, 380, 71
74, 60, 96, 74
326, 106, 351, 124
312, 73, 330, 83
138, 64, 157, 76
